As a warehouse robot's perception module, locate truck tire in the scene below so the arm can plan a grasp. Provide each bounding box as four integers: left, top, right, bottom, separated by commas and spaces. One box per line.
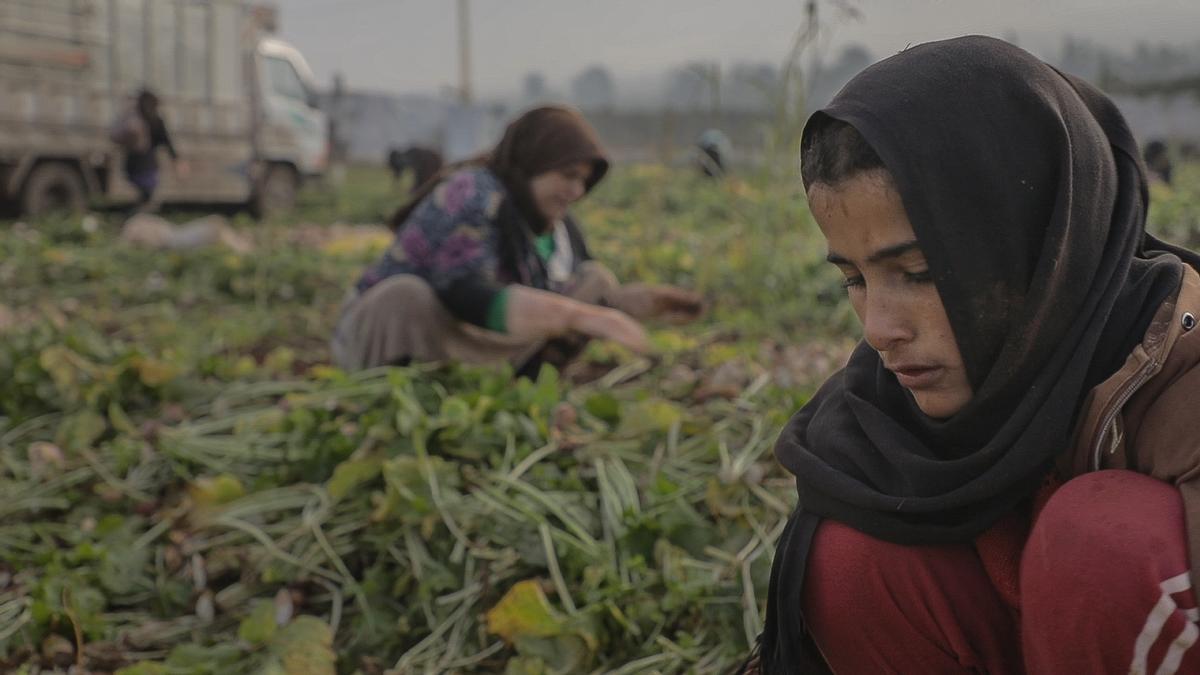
21, 162, 87, 218
253, 164, 298, 219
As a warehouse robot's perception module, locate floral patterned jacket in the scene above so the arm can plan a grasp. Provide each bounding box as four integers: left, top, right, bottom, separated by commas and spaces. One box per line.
354, 167, 590, 327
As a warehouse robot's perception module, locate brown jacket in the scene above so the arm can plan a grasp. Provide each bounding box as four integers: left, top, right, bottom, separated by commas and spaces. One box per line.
1063, 264, 1200, 583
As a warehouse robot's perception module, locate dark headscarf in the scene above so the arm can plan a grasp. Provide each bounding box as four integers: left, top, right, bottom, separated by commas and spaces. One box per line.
390, 105, 608, 231
760, 35, 1199, 672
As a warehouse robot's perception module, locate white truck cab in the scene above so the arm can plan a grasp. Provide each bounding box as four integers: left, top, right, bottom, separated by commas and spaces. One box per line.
258, 37, 327, 179
250, 34, 329, 216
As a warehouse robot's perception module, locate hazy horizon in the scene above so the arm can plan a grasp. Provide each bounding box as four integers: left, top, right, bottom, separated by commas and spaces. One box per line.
273, 0, 1200, 101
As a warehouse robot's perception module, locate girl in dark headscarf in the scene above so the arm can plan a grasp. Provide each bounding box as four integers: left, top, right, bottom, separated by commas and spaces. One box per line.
332, 105, 703, 374
753, 36, 1200, 674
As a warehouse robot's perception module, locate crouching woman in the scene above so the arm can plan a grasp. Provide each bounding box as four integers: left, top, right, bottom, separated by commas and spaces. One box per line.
332, 105, 701, 375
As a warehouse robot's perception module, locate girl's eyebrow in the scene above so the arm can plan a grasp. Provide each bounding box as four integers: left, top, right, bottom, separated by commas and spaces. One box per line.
826, 240, 922, 265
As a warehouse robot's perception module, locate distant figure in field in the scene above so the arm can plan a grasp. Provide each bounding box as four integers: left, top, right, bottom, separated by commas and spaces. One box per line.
696, 128, 733, 178
110, 89, 187, 212
333, 105, 704, 376
387, 146, 444, 194
1143, 139, 1173, 185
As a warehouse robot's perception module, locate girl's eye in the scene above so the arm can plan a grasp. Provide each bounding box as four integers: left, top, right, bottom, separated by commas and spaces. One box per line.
841, 275, 865, 290
905, 269, 933, 283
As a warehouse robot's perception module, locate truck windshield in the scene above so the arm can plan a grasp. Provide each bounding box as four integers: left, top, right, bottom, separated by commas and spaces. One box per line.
265, 55, 311, 105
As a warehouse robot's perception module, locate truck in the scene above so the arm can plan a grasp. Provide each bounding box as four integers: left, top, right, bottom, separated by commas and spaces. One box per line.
0, 0, 327, 218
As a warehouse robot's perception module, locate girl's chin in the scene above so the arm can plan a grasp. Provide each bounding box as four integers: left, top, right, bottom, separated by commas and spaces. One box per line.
912, 392, 969, 420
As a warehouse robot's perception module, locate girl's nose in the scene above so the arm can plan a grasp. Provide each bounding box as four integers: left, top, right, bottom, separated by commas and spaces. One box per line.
862, 291, 915, 354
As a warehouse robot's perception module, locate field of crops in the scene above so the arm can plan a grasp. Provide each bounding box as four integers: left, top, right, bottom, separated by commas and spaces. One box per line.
3, 163, 1199, 674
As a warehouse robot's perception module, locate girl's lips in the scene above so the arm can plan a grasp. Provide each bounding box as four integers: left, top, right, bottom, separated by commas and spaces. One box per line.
893, 366, 943, 389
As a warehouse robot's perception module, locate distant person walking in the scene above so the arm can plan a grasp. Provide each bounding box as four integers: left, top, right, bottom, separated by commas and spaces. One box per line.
111, 89, 186, 212
333, 105, 703, 376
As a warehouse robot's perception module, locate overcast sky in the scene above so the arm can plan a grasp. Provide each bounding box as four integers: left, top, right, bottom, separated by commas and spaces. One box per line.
272, 0, 1200, 97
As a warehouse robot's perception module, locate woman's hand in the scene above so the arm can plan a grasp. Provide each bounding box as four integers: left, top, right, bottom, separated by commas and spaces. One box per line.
607, 283, 706, 324
570, 305, 651, 353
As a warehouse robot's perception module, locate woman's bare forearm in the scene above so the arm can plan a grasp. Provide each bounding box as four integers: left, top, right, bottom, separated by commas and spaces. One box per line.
504, 285, 595, 340
504, 285, 649, 352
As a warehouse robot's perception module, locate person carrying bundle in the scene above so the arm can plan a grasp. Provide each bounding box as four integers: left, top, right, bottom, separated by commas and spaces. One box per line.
110, 89, 187, 213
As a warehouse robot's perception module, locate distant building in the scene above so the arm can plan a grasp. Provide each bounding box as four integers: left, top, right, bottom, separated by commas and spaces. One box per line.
1110, 94, 1200, 144
1059, 37, 1200, 142
319, 89, 503, 164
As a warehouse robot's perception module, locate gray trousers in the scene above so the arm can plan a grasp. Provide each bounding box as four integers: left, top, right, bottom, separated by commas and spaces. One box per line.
331, 261, 618, 371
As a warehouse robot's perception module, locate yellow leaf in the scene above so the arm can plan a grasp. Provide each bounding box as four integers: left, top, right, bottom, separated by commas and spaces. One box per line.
486, 580, 566, 643
263, 347, 295, 374
308, 365, 341, 380
133, 356, 178, 387
618, 399, 683, 436
701, 343, 741, 368
319, 231, 391, 257
188, 474, 246, 507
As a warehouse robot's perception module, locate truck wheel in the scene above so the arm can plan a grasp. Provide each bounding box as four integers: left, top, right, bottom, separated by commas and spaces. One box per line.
21, 162, 87, 218
253, 164, 298, 219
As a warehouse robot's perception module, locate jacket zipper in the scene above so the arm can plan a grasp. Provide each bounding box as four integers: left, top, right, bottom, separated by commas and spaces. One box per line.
1091, 358, 1159, 471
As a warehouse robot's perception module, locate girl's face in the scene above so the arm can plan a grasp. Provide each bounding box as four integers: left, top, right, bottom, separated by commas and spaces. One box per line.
808, 170, 973, 419
529, 161, 591, 223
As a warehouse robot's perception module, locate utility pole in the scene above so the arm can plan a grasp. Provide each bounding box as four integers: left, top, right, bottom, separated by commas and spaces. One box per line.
457, 0, 472, 104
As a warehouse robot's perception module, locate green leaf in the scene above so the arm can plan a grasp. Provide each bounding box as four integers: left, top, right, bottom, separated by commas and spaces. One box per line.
325, 457, 382, 503
269, 616, 335, 675
38, 345, 92, 403
438, 396, 472, 432
56, 409, 107, 451
99, 518, 151, 595
163, 642, 246, 670
107, 401, 138, 435
530, 364, 560, 414
513, 634, 594, 674
583, 392, 620, 424
256, 661, 288, 675
115, 663, 169, 675
503, 655, 548, 675
238, 600, 278, 646
376, 455, 460, 524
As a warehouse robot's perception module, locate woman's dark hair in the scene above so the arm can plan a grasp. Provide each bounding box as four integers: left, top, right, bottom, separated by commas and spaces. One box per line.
389, 105, 606, 231
800, 115, 886, 189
